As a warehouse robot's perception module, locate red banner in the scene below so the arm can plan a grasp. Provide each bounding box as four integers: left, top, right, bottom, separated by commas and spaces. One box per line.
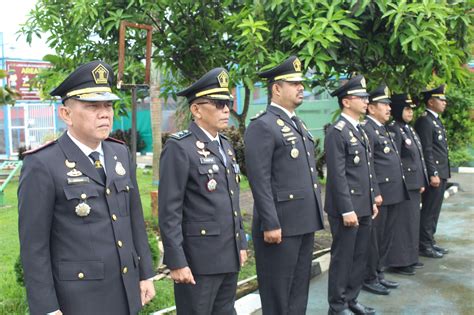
5, 60, 51, 100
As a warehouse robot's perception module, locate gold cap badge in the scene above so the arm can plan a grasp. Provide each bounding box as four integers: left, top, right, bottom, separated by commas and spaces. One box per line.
218, 71, 229, 88
92, 64, 109, 84
293, 58, 302, 72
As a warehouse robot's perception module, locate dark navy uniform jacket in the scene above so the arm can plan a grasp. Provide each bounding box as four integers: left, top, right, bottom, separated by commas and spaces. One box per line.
388, 121, 428, 190
324, 116, 377, 218
244, 105, 324, 236
414, 110, 450, 180
362, 117, 409, 205
158, 122, 247, 275
18, 133, 155, 315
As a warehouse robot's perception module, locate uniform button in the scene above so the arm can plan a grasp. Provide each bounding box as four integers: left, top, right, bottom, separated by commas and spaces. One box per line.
122, 267, 128, 274
355, 150, 359, 154
307, 152, 310, 156
234, 211, 238, 217
408, 168, 411, 171
350, 189, 355, 194
106, 188, 111, 195
117, 240, 123, 248
369, 174, 373, 178
303, 137, 306, 140
310, 167, 314, 172
385, 178, 389, 182
201, 229, 206, 235
81, 193, 87, 199
289, 194, 294, 199
78, 272, 85, 279
314, 184, 318, 189
371, 188, 374, 192
436, 160, 439, 164
402, 175, 405, 179
368, 162, 371, 166
236, 233, 239, 238
126, 185, 130, 192
230, 190, 234, 195
227, 169, 230, 174
112, 214, 117, 221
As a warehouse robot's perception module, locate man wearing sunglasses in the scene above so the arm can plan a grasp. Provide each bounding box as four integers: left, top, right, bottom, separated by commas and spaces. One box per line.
325, 75, 378, 315
158, 68, 248, 314
245, 56, 324, 314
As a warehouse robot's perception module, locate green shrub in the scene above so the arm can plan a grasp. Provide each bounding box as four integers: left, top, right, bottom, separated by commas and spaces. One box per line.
14, 255, 24, 287
110, 129, 147, 153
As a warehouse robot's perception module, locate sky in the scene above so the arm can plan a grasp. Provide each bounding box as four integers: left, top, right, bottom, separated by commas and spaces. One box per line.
0, 0, 54, 60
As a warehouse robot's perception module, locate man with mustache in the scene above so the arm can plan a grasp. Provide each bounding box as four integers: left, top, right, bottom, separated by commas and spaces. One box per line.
159, 68, 248, 314
18, 61, 156, 315
415, 85, 450, 259
325, 75, 378, 315
245, 56, 324, 314
361, 85, 409, 296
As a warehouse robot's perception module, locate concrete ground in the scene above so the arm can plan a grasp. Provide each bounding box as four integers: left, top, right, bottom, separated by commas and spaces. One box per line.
306, 172, 474, 314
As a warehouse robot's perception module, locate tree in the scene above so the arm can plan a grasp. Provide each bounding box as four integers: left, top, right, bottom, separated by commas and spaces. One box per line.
0, 70, 19, 105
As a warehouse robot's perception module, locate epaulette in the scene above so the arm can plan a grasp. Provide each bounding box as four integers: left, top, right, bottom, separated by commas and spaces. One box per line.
23, 140, 57, 155
250, 110, 267, 121
360, 120, 368, 126
170, 130, 192, 140
106, 137, 126, 145
334, 120, 346, 131
422, 111, 428, 117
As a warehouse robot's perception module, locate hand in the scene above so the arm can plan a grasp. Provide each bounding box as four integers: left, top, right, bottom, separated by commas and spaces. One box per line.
372, 204, 379, 219
263, 228, 282, 244
374, 195, 383, 206
140, 280, 156, 306
240, 250, 248, 267
342, 212, 359, 227
420, 186, 425, 193
430, 176, 440, 188
170, 267, 196, 285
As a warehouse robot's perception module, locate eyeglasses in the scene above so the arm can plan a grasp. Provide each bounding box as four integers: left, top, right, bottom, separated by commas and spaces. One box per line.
346, 96, 369, 102
195, 99, 232, 109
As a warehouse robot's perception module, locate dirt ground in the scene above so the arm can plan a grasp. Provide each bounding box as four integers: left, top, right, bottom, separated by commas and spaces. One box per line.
239, 187, 333, 251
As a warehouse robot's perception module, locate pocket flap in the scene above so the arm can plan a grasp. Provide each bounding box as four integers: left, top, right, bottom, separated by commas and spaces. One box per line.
198, 165, 219, 175
347, 146, 363, 155
114, 178, 134, 192
276, 189, 304, 202
183, 221, 221, 236
58, 261, 104, 280
349, 187, 362, 195
63, 185, 99, 201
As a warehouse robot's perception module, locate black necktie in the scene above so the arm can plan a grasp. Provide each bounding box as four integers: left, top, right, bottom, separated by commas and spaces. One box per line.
89, 151, 106, 183
356, 125, 366, 144
291, 116, 302, 133
212, 140, 227, 166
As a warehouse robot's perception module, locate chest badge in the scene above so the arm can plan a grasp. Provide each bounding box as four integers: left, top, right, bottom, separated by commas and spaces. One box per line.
65, 160, 76, 169
277, 119, 285, 126
75, 202, 91, 217
353, 155, 360, 164
115, 162, 126, 176
67, 169, 83, 177
207, 178, 218, 192
383, 147, 391, 154
291, 148, 300, 159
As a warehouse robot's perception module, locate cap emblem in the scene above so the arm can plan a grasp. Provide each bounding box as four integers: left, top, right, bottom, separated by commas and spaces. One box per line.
92, 64, 109, 84
360, 77, 366, 88
293, 58, 302, 72
217, 71, 229, 88
384, 86, 390, 97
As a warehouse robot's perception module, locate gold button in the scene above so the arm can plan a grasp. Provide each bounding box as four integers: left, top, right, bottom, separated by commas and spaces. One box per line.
371, 188, 374, 192
402, 175, 405, 179
122, 267, 128, 274
230, 190, 234, 195
78, 272, 84, 279
310, 167, 314, 172
350, 189, 355, 194
234, 211, 238, 217
227, 169, 230, 174
289, 194, 294, 199
236, 233, 239, 238
436, 160, 439, 164
368, 162, 371, 166
370, 174, 373, 178
355, 150, 359, 154
201, 229, 206, 235
385, 178, 389, 182
303, 137, 306, 140
314, 184, 318, 189
307, 152, 310, 156
126, 185, 130, 192
117, 240, 123, 247
80, 193, 87, 199
112, 214, 117, 221
106, 188, 111, 195
408, 168, 411, 171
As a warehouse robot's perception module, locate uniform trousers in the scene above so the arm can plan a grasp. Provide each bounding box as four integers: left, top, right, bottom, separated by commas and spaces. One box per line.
174, 272, 238, 315
420, 179, 447, 249
254, 233, 314, 315
328, 215, 372, 312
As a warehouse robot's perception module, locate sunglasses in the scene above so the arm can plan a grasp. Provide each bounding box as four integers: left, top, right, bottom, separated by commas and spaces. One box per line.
195, 99, 232, 109
346, 96, 369, 102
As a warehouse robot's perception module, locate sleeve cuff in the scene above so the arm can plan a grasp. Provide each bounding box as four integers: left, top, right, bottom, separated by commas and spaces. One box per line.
342, 211, 355, 217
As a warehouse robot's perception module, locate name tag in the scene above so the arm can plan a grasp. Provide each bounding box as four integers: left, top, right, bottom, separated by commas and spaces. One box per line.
67, 177, 90, 185
200, 157, 217, 165
233, 163, 240, 174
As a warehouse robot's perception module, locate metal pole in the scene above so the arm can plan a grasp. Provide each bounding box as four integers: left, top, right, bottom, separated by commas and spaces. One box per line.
131, 87, 137, 166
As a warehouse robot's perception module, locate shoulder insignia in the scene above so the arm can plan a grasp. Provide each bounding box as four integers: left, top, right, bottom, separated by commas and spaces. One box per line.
334, 120, 346, 131
106, 137, 126, 145
23, 140, 57, 155
422, 111, 428, 117
360, 120, 368, 126
250, 110, 267, 121
170, 130, 192, 140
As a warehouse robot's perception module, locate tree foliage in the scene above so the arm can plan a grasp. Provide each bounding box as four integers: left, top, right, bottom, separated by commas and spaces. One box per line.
19, 0, 473, 132
0, 70, 20, 105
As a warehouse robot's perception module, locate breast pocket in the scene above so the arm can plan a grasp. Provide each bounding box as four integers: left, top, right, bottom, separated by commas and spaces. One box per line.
63, 185, 100, 224
347, 146, 364, 167
114, 178, 134, 216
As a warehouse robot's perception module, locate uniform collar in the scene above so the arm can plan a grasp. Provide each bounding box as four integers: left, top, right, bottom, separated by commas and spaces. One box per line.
270, 102, 295, 119
340, 112, 360, 129
426, 108, 439, 119
367, 115, 384, 127
197, 125, 220, 143
67, 131, 104, 158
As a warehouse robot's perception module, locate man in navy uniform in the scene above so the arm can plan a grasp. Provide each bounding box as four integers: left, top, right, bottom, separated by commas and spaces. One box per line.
158, 68, 248, 314
18, 61, 156, 315
325, 75, 378, 315
244, 56, 324, 315
361, 85, 409, 296
415, 85, 450, 258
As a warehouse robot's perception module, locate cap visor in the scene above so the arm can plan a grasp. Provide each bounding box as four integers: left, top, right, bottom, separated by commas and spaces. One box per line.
376, 98, 391, 104
74, 92, 120, 102
283, 76, 306, 82
351, 92, 370, 97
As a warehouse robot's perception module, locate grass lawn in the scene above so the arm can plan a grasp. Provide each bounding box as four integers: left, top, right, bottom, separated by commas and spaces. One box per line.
0, 169, 256, 314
